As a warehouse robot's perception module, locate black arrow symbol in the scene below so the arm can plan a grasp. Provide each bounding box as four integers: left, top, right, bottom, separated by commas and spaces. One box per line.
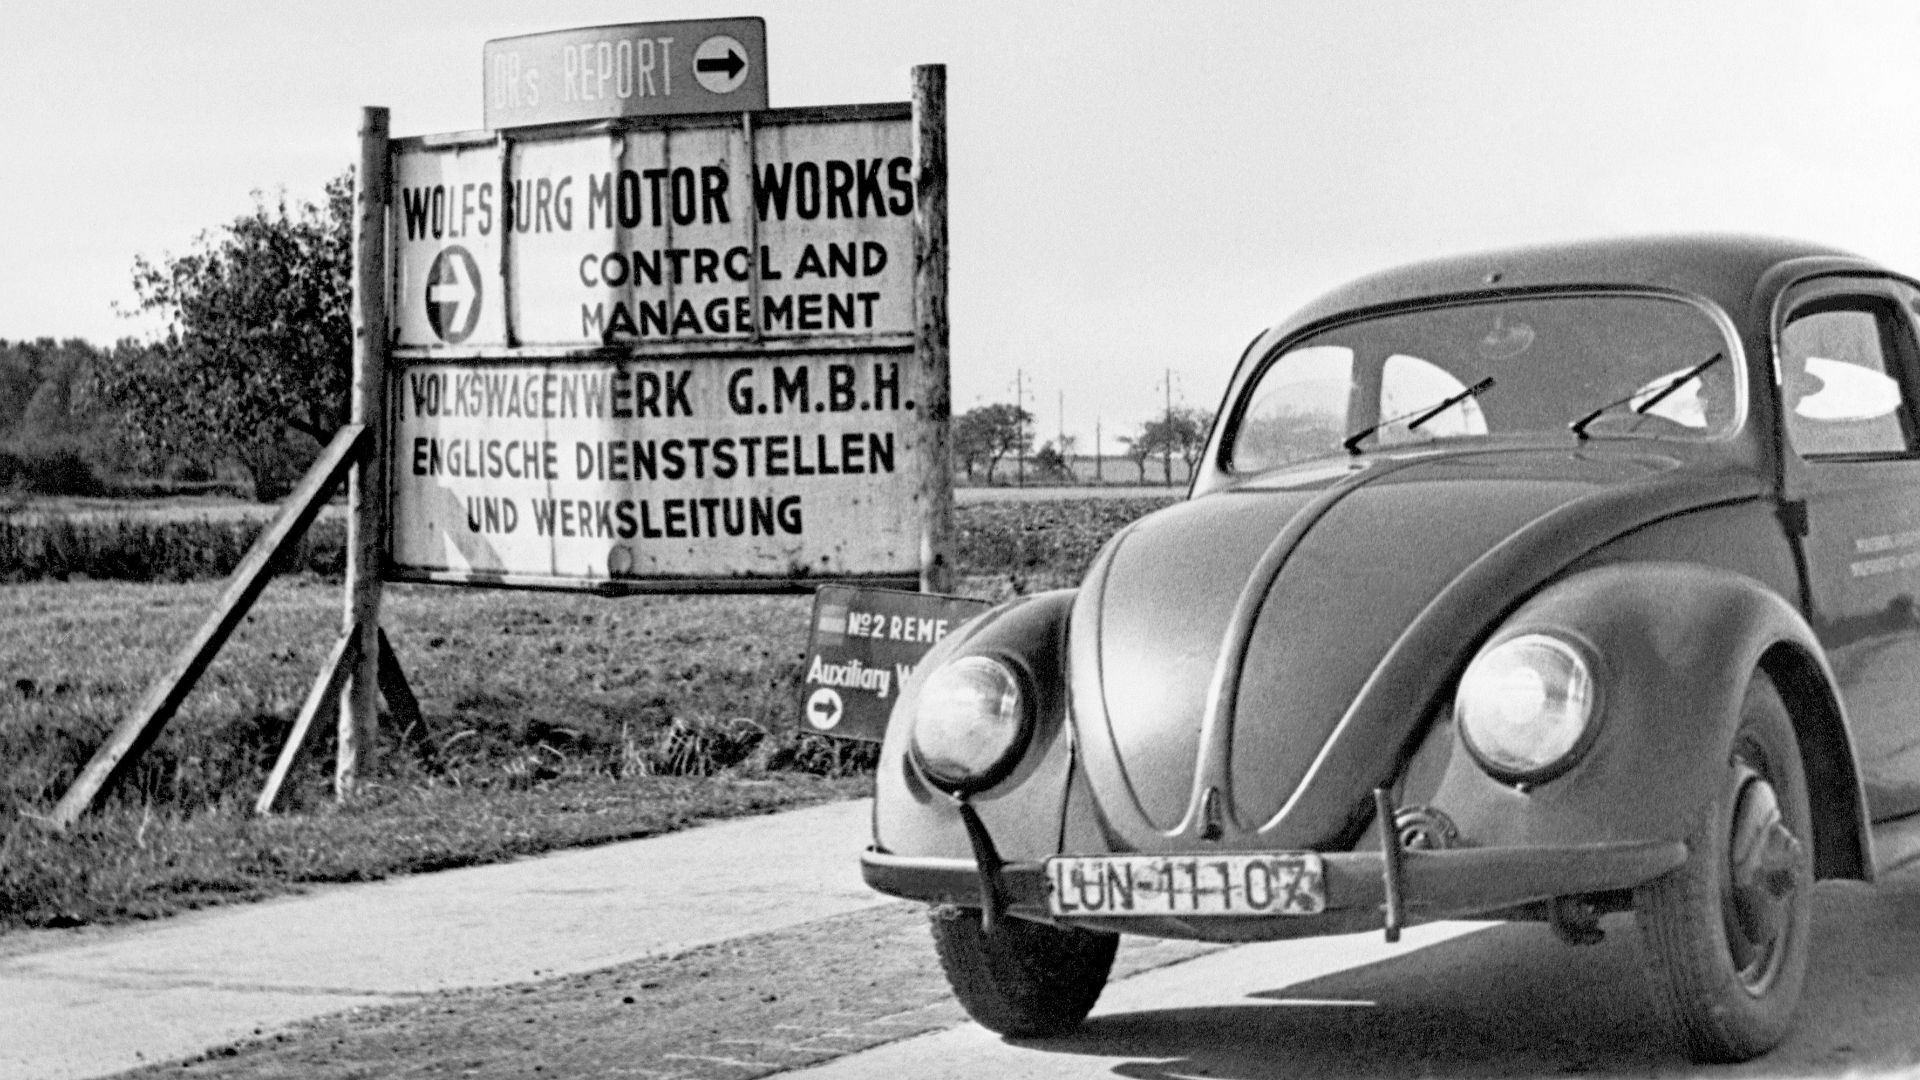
697, 49, 745, 80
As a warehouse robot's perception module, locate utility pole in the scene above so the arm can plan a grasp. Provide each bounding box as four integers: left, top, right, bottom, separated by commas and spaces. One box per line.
1057, 389, 1065, 481
1095, 417, 1103, 483
1014, 368, 1026, 487
1162, 368, 1175, 486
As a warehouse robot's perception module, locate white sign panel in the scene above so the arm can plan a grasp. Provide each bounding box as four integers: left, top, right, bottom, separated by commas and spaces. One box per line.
390, 141, 507, 348
388, 352, 929, 586
391, 111, 914, 350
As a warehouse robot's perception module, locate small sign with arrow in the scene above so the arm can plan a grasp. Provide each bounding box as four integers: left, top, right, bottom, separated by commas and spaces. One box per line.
483, 18, 768, 129
693, 34, 751, 95
797, 586, 991, 743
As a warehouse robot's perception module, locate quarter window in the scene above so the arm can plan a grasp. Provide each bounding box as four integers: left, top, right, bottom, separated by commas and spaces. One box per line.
1780, 306, 1915, 457
1232, 345, 1351, 471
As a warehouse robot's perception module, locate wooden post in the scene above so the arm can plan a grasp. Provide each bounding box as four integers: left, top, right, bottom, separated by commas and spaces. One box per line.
913, 64, 954, 595
340, 106, 391, 797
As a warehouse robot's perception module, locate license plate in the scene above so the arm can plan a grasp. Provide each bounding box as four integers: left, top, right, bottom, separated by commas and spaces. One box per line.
1045, 853, 1326, 917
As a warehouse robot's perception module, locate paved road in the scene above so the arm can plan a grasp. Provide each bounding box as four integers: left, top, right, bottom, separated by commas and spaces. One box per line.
784, 871, 1920, 1079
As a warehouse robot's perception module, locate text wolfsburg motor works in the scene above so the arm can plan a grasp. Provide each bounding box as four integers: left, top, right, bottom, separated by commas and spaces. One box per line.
397, 154, 912, 343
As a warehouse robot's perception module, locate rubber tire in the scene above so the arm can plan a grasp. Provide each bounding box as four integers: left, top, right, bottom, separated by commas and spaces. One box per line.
1634, 671, 1813, 1063
929, 905, 1118, 1037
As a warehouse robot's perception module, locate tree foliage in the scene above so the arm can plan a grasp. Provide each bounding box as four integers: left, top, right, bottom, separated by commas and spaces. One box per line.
1030, 441, 1075, 483
953, 403, 1032, 484
89, 170, 355, 501
0, 338, 105, 445
0, 338, 114, 494
1118, 430, 1154, 482
1121, 406, 1212, 484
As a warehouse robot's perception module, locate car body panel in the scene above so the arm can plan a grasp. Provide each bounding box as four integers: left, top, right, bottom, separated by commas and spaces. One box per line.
1072, 451, 1776, 856
870, 590, 1078, 864
1421, 563, 1862, 854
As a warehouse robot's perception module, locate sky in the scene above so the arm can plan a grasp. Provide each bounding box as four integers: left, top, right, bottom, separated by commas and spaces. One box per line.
3, 0, 1919, 453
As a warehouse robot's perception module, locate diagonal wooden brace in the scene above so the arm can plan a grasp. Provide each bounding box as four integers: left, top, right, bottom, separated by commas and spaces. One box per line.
377, 627, 426, 758
255, 630, 361, 816
48, 424, 369, 828
253, 626, 428, 815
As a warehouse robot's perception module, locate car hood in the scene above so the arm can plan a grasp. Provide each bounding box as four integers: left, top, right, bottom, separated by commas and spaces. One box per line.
1067, 445, 1761, 852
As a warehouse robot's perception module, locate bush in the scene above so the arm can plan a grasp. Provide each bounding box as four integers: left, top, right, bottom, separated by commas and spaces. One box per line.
0, 496, 1180, 586
0, 445, 103, 496
166, 457, 215, 483
0, 515, 346, 583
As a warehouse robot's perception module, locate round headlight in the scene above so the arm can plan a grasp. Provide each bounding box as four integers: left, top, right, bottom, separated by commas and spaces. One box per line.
909, 656, 1031, 792
1455, 633, 1597, 781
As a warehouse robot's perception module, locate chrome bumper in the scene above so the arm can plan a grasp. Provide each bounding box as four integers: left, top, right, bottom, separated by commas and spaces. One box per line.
861, 836, 1686, 942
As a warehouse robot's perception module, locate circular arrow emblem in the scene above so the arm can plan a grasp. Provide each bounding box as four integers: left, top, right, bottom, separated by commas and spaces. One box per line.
805, 687, 844, 731
693, 35, 750, 95
425, 246, 483, 344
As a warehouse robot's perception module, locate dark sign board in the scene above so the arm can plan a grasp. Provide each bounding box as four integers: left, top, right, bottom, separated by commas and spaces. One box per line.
799, 585, 990, 742
484, 18, 769, 129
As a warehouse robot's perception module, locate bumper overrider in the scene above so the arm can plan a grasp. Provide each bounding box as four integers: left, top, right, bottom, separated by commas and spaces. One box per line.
862, 790, 1686, 942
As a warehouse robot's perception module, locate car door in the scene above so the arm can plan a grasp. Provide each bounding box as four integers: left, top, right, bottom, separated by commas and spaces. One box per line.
1781, 274, 1920, 821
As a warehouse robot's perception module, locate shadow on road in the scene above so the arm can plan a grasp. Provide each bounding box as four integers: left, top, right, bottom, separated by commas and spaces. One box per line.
1028, 876, 1920, 1079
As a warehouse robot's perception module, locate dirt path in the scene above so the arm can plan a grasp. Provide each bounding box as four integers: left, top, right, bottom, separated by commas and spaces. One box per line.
114, 903, 1216, 1080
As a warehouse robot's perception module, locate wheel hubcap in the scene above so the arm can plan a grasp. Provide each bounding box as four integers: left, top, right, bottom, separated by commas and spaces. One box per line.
1723, 759, 1802, 990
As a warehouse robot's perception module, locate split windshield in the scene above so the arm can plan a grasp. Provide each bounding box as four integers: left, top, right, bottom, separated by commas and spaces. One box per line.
1228, 293, 1738, 474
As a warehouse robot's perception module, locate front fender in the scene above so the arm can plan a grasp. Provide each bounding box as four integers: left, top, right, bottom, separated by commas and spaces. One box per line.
1427, 562, 1870, 880
871, 590, 1078, 863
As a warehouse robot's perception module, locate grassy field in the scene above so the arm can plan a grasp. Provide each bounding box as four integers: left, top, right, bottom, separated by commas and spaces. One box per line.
0, 495, 1174, 932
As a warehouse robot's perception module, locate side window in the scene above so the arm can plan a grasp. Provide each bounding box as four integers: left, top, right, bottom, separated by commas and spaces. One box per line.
1780, 303, 1916, 457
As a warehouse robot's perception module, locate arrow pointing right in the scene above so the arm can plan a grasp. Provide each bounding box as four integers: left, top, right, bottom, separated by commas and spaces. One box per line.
696, 49, 745, 80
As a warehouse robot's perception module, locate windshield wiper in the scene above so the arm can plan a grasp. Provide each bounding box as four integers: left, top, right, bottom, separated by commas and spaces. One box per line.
1568, 353, 1724, 440
1342, 376, 1495, 455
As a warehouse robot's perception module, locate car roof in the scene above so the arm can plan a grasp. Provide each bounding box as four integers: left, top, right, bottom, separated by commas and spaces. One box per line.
1272, 234, 1886, 341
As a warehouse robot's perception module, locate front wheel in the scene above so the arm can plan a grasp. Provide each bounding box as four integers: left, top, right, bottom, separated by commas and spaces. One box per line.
1634, 671, 1813, 1063
929, 905, 1117, 1037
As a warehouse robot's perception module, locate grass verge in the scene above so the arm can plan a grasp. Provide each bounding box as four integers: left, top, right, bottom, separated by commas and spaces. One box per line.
0, 496, 1174, 933
2, 775, 867, 930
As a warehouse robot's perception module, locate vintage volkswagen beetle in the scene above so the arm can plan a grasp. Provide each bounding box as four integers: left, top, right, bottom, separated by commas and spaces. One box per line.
862, 235, 1920, 1063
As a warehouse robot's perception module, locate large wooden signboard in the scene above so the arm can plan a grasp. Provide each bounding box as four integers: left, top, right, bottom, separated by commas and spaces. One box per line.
384, 102, 946, 592
48, 42, 952, 823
